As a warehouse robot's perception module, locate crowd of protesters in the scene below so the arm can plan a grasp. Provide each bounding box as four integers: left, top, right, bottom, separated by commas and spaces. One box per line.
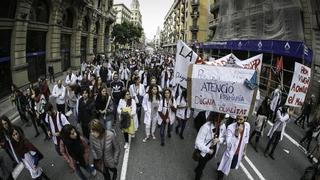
0, 48, 319, 180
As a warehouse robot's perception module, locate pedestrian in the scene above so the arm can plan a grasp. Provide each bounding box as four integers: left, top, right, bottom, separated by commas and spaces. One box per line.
48, 65, 55, 83
75, 70, 83, 86
119, 63, 130, 88
217, 115, 250, 180
95, 86, 113, 130
158, 88, 177, 146
264, 105, 291, 160
39, 78, 51, 102
89, 119, 120, 180
145, 76, 162, 93
110, 73, 125, 124
66, 85, 78, 120
13, 88, 31, 126
10, 126, 50, 180
26, 87, 40, 137
194, 112, 226, 180
295, 98, 313, 129
99, 62, 109, 84
160, 66, 171, 89
52, 80, 66, 114
65, 68, 77, 86
33, 87, 50, 141
117, 90, 136, 148
194, 111, 213, 132
0, 115, 23, 164
249, 97, 271, 152
142, 85, 161, 142
129, 76, 146, 127
60, 124, 96, 180
270, 85, 282, 122
80, 73, 91, 92
175, 89, 191, 139
76, 88, 97, 139
45, 103, 70, 155
300, 118, 320, 152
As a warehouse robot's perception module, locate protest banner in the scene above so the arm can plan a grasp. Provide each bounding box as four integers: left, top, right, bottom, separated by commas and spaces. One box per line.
187, 64, 256, 116
174, 40, 198, 88
236, 54, 263, 72
285, 62, 311, 107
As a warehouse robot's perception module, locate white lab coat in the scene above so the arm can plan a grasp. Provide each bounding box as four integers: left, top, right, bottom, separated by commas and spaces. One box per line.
119, 67, 130, 80
117, 99, 138, 130
270, 89, 281, 112
45, 112, 70, 145
195, 122, 226, 157
267, 109, 290, 141
65, 73, 77, 86
22, 151, 43, 179
161, 70, 171, 89
157, 98, 177, 125
218, 122, 250, 175
176, 95, 191, 119
142, 94, 161, 126
52, 85, 66, 105
129, 84, 146, 104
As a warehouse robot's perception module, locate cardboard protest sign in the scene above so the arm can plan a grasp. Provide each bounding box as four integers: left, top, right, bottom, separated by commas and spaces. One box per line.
187, 64, 256, 116
174, 40, 198, 88
285, 62, 311, 107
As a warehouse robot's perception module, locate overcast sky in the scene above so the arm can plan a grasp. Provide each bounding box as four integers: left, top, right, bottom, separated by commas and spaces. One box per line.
114, 0, 173, 40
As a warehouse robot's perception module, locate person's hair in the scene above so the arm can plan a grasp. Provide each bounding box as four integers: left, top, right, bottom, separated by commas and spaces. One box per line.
45, 103, 54, 112
10, 126, 25, 142
60, 124, 79, 142
133, 76, 140, 83
121, 89, 130, 99
180, 89, 187, 102
162, 88, 172, 99
89, 119, 105, 138
148, 84, 160, 102
0, 115, 12, 132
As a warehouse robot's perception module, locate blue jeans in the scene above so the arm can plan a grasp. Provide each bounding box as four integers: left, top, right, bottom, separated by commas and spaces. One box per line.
100, 116, 113, 130
75, 163, 95, 180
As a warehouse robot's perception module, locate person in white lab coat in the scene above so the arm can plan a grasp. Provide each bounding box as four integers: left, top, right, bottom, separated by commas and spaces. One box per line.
270, 85, 282, 121
52, 80, 66, 114
65, 68, 77, 86
145, 77, 162, 93
175, 89, 191, 139
158, 89, 177, 146
194, 112, 226, 180
217, 116, 250, 180
142, 85, 161, 142
264, 105, 291, 160
129, 76, 146, 127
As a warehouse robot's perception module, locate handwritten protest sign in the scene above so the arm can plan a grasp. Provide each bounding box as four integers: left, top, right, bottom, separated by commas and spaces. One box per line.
236, 54, 263, 72
285, 62, 311, 107
174, 40, 197, 88
187, 64, 256, 116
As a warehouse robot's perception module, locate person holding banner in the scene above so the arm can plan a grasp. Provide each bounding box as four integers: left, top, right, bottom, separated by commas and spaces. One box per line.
175, 89, 191, 139
217, 116, 250, 180
194, 112, 225, 180
142, 85, 162, 142
264, 105, 291, 160
158, 89, 177, 146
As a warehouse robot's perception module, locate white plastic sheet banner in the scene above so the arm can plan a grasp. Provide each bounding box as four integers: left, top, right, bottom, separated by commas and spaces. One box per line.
285, 62, 311, 107
188, 64, 256, 116
236, 54, 263, 72
174, 40, 197, 88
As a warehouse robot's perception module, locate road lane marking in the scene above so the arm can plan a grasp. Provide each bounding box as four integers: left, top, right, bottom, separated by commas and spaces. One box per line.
240, 163, 254, 180
120, 138, 131, 180
244, 156, 266, 180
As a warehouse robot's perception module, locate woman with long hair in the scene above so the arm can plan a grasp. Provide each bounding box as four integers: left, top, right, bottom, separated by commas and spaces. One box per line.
60, 124, 95, 180
158, 88, 177, 146
95, 86, 113, 130
117, 90, 137, 148
142, 85, 161, 142
26, 87, 40, 137
129, 76, 146, 128
10, 126, 50, 180
89, 119, 120, 180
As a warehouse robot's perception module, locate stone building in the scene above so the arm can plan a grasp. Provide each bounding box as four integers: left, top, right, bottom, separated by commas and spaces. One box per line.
0, 0, 116, 99
113, 3, 132, 24
130, 0, 142, 27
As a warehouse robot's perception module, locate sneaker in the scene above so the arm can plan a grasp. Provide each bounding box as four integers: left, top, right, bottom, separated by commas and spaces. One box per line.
152, 135, 156, 140
142, 137, 149, 143
179, 134, 184, 139
161, 142, 165, 146
124, 143, 129, 149
131, 134, 135, 138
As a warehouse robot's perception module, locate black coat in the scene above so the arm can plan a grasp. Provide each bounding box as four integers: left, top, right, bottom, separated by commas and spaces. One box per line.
78, 97, 96, 124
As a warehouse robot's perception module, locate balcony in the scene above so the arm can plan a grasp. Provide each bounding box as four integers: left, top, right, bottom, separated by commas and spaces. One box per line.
189, 25, 199, 32
210, 2, 220, 14
191, 0, 199, 6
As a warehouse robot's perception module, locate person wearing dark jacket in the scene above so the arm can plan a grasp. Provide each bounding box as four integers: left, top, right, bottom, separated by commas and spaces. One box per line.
76, 88, 96, 139
99, 62, 109, 84
14, 89, 30, 126
249, 97, 271, 152
95, 87, 113, 130
109, 73, 125, 122
194, 111, 215, 132
295, 98, 313, 129
300, 118, 320, 151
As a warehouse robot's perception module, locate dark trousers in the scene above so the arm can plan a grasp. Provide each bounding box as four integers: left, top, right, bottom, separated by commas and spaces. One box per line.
300, 130, 313, 151
81, 123, 90, 140
102, 167, 117, 180
176, 118, 187, 136
38, 113, 49, 139
295, 113, 310, 128
75, 163, 94, 180
195, 154, 214, 180
124, 132, 129, 143
249, 130, 261, 147
49, 73, 55, 83
27, 111, 39, 134
56, 104, 65, 114
34, 172, 50, 180
18, 111, 29, 123
265, 131, 281, 155
160, 121, 172, 144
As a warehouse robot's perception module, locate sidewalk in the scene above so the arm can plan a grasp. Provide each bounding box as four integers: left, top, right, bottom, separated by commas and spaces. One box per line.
0, 73, 67, 122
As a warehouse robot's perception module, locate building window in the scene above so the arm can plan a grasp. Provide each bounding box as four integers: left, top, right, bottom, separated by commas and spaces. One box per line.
62, 8, 73, 28
0, 0, 16, 19
96, 21, 100, 34
29, 0, 49, 23
82, 16, 89, 32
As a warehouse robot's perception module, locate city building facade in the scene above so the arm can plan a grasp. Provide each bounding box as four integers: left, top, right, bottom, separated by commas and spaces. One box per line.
203, 0, 320, 103
0, 0, 116, 99
161, 0, 209, 54
113, 3, 132, 24
130, 0, 142, 27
